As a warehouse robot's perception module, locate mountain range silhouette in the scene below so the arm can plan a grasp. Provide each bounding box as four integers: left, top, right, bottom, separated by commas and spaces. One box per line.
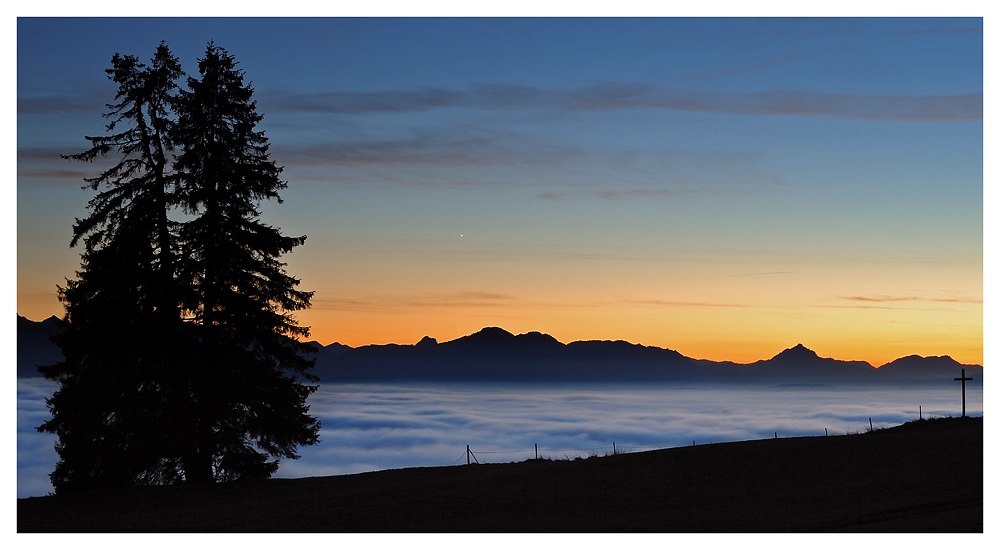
16, 315, 63, 379
17, 316, 983, 385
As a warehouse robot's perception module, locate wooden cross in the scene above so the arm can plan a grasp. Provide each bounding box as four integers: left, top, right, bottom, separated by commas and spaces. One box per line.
954, 368, 973, 418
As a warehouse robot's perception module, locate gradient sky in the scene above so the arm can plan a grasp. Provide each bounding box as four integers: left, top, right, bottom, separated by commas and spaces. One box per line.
15, 17, 983, 366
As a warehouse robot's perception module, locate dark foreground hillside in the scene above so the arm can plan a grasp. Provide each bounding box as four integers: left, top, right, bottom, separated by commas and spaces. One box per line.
18, 416, 982, 532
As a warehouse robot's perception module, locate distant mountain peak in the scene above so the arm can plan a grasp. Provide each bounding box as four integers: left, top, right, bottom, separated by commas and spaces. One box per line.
441, 327, 566, 355
478, 326, 513, 336
17, 314, 60, 326
517, 330, 564, 345
772, 343, 819, 361
875, 354, 977, 379
463, 327, 515, 342
416, 336, 438, 347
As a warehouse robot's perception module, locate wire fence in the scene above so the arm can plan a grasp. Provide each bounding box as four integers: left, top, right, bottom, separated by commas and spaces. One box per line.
453, 442, 675, 465
449, 410, 966, 466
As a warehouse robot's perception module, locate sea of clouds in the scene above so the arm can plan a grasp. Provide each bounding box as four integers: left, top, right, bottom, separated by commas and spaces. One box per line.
18, 379, 982, 498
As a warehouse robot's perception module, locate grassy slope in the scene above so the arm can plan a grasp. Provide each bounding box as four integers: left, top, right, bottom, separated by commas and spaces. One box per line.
17, 416, 982, 533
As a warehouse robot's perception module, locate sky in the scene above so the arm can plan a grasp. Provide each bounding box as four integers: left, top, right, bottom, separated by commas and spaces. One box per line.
15, 15, 984, 367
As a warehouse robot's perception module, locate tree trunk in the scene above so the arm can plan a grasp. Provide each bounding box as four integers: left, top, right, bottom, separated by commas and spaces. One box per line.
184, 451, 214, 484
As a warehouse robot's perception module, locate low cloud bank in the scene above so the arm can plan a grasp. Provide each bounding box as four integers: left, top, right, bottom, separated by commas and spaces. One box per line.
264, 85, 983, 121
17, 380, 981, 497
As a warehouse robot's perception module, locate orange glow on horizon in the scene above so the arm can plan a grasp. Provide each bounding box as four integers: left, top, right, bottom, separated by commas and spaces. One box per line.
16, 299, 983, 368
294, 308, 984, 369
18, 243, 983, 370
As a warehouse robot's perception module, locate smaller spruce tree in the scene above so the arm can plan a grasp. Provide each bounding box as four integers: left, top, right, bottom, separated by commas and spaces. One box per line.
172, 42, 319, 483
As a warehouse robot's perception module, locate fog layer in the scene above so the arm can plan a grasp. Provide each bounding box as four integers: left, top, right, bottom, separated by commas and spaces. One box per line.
18, 379, 982, 498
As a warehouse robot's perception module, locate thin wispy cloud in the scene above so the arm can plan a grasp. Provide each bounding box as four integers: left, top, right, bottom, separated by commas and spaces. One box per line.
18, 148, 116, 182
263, 84, 982, 121
18, 148, 63, 161
748, 32, 815, 39
538, 187, 706, 201
17, 90, 111, 114
682, 54, 805, 84
623, 299, 750, 308
840, 295, 982, 304
537, 187, 682, 201
271, 131, 564, 168
273, 138, 496, 167
17, 169, 91, 180
22, 135, 784, 202
726, 271, 794, 277
813, 294, 982, 312
536, 192, 568, 201
312, 292, 516, 313
274, 133, 785, 199
312, 292, 764, 316
814, 305, 958, 312
596, 189, 675, 200
264, 88, 467, 114
892, 27, 983, 35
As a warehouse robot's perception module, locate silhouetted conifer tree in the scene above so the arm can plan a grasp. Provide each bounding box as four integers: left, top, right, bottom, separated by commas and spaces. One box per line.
38, 43, 187, 492
40, 41, 319, 491
172, 42, 319, 483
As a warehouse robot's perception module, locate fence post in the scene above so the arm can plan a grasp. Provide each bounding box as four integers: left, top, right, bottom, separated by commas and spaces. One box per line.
869, 418, 873, 432
467, 444, 470, 465
613, 442, 616, 455
535, 443, 537, 460
825, 428, 828, 436
919, 405, 922, 420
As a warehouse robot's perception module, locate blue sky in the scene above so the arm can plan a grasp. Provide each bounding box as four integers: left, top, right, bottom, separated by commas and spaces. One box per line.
15, 15, 984, 365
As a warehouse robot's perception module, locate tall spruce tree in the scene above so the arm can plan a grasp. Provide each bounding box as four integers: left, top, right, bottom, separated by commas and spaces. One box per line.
40, 41, 319, 491
172, 42, 319, 483
38, 43, 186, 492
